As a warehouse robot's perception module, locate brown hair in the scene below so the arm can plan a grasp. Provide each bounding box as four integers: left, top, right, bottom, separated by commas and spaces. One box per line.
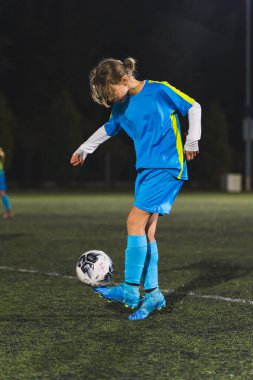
89, 57, 137, 107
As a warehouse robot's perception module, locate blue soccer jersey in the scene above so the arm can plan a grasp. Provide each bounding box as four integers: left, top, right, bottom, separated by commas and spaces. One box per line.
104, 80, 194, 180
0, 161, 6, 191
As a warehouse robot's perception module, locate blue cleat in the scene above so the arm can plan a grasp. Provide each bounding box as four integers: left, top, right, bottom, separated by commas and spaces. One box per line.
93, 282, 140, 308
128, 288, 166, 320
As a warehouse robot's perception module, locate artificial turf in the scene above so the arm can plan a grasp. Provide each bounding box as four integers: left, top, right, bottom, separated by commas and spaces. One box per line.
0, 192, 253, 379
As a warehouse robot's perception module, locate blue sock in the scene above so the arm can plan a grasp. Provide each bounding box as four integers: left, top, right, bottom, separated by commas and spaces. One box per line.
125, 235, 147, 285
1, 194, 11, 211
142, 241, 159, 290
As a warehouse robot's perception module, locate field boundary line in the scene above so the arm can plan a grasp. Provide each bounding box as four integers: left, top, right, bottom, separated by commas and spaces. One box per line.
1, 265, 253, 306
0, 265, 76, 280
169, 290, 253, 306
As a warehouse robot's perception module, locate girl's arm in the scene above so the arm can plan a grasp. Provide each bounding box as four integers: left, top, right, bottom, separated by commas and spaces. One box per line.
70, 126, 111, 166
184, 101, 202, 160
0, 147, 5, 161
71, 103, 121, 166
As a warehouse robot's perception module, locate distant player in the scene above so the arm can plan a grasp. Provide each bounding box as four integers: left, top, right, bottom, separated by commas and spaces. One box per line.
0, 147, 13, 219
70, 58, 201, 320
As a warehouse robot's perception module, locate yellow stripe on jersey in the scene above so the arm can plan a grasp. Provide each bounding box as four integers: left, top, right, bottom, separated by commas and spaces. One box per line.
170, 112, 184, 179
148, 80, 195, 106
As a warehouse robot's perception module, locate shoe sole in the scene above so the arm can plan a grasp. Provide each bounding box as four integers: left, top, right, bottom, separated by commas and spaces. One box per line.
125, 304, 137, 309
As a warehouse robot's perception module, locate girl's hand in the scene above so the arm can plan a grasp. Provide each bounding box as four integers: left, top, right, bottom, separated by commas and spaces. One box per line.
70, 153, 85, 166
184, 150, 199, 161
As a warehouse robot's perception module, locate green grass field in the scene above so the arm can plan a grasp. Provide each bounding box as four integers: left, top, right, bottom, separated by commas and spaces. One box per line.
1, 192, 253, 380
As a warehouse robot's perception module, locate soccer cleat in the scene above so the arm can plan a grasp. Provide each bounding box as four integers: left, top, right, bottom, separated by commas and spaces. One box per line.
128, 288, 166, 321
93, 282, 140, 308
3, 210, 13, 220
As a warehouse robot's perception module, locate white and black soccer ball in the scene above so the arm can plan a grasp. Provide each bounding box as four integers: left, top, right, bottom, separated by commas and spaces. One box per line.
76, 250, 113, 287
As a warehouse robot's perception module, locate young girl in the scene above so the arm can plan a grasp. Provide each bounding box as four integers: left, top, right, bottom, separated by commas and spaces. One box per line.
0, 147, 13, 219
70, 58, 201, 321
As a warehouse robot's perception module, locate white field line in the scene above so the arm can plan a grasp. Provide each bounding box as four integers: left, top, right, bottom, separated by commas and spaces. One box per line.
0, 265, 76, 280
1, 265, 253, 306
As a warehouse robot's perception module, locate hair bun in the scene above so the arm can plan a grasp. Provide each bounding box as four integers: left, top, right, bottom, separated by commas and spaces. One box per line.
123, 57, 137, 75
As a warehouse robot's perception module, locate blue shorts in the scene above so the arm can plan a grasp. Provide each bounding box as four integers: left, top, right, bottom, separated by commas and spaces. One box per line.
134, 169, 184, 216
0, 172, 7, 191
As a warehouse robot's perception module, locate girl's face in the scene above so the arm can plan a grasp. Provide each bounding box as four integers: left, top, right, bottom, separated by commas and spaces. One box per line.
110, 76, 129, 102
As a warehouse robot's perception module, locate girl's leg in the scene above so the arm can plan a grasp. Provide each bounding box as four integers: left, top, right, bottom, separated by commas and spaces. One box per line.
145, 213, 159, 242
128, 213, 166, 321
0, 190, 12, 219
94, 207, 151, 308
124, 207, 151, 285
126, 206, 151, 236
142, 213, 159, 291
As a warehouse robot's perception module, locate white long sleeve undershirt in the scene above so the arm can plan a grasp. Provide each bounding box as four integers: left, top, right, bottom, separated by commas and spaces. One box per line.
184, 101, 202, 152
74, 126, 110, 160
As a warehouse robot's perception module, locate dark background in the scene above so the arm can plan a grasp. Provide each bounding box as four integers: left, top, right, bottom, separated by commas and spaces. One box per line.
0, 0, 252, 188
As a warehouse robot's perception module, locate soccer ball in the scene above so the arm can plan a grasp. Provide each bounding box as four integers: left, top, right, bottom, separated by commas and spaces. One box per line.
76, 250, 113, 287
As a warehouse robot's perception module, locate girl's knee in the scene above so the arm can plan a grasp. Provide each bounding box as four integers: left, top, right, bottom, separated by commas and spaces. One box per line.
0, 190, 4, 196
145, 224, 156, 242
146, 231, 156, 242
126, 212, 149, 233
126, 214, 141, 230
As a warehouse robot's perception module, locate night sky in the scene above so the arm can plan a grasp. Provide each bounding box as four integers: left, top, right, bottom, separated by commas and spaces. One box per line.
0, 0, 252, 187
